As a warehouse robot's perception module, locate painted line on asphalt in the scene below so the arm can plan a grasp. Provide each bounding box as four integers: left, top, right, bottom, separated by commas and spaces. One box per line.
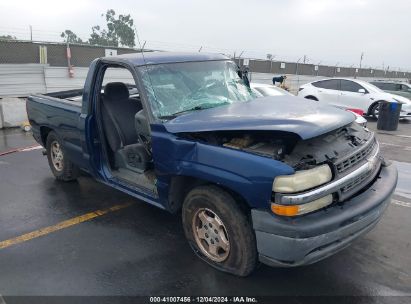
380, 142, 411, 151
378, 132, 411, 139
0, 294, 6, 304
392, 199, 411, 208
0, 202, 134, 250
0, 144, 42, 156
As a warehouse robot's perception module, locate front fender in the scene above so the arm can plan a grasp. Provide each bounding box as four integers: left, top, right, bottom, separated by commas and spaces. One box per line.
151, 125, 294, 209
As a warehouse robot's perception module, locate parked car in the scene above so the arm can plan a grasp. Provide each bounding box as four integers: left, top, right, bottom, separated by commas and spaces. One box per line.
27, 52, 397, 276
298, 78, 411, 118
251, 82, 294, 96
251, 83, 368, 127
370, 81, 411, 100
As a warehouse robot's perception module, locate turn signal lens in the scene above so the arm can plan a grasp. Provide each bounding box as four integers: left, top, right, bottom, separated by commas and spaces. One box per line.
271, 204, 299, 216
271, 195, 333, 217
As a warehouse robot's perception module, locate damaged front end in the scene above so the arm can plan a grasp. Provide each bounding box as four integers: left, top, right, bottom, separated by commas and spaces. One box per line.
272, 122, 382, 217
179, 121, 381, 217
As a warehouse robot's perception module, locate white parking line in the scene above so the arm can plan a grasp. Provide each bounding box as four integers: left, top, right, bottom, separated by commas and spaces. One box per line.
392, 199, 411, 208
20, 145, 42, 152
0, 144, 42, 156
380, 142, 411, 151
378, 133, 411, 139
392, 134, 411, 139
0, 294, 6, 304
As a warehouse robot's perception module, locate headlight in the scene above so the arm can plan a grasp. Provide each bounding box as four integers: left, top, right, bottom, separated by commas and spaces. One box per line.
272, 164, 332, 193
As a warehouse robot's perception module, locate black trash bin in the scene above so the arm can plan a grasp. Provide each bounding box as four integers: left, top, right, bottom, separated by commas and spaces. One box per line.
377, 101, 402, 131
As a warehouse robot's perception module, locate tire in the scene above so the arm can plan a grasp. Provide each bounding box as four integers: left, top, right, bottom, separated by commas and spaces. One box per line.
46, 131, 79, 181
182, 185, 257, 276
369, 102, 380, 119
305, 95, 318, 101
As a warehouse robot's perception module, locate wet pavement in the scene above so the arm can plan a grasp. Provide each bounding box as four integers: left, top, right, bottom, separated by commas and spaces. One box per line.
0, 121, 410, 301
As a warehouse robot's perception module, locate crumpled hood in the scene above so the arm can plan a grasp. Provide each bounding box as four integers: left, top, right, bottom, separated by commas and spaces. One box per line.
163, 96, 355, 140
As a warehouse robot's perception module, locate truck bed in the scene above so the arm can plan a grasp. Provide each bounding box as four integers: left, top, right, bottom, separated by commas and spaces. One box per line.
27, 93, 82, 151
44, 89, 83, 102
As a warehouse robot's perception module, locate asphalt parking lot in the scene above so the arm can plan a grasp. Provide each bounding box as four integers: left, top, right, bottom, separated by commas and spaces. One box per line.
0, 119, 410, 302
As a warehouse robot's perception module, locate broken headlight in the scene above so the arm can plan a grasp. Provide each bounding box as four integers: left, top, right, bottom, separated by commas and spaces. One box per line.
272, 164, 332, 193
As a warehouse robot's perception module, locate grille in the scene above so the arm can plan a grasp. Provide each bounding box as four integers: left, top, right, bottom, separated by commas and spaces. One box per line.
335, 139, 376, 173
341, 171, 369, 193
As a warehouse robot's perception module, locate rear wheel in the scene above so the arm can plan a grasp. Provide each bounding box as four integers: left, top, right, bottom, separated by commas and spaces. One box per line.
46, 131, 79, 181
182, 185, 257, 276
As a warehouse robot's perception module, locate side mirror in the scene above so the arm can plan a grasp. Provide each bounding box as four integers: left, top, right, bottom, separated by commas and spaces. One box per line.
358, 88, 366, 94
237, 67, 250, 88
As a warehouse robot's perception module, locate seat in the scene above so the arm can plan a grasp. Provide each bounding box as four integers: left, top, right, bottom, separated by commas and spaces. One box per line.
101, 82, 142, 152
101, 82, 151, 173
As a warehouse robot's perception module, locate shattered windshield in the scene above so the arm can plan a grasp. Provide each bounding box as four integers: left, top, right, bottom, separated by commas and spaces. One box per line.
139, 60, 257, 119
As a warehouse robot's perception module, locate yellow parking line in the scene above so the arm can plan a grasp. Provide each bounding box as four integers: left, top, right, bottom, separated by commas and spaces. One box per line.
0, 202, 134, 250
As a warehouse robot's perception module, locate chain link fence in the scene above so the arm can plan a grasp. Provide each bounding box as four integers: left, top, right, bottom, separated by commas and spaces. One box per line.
0, 38, 410, 98
1, 39, 410, 79
0, 39, 143, 67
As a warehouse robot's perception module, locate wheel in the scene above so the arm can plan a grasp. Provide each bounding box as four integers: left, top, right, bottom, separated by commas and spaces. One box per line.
370, 102, 380, 119
304, 95, 318, 101
182, 185, 257, 276
46, 131, 79, 181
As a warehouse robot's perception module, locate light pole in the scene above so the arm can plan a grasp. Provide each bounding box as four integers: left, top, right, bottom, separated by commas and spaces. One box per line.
296, 57, 303, 91
355, 52, 364, 79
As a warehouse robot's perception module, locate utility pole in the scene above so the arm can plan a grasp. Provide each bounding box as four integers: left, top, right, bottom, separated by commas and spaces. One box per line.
354, 52, 364, 79
303, 55, 307, 64
359, 52, 364, 69
296, 57, 303, 90
29, 25, 32, 41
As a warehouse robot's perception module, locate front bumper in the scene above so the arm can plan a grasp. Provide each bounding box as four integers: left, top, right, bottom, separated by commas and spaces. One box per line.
252, 163, 398, 267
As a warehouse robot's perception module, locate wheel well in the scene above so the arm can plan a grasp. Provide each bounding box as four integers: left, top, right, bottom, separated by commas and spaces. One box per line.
304, 95, 318, 101
40, 126, 53, 146
168, 176, 250, 215
367, 101, 382, 115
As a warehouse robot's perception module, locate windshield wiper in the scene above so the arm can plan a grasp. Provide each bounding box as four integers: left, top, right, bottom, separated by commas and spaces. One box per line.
159, 102, 230, 120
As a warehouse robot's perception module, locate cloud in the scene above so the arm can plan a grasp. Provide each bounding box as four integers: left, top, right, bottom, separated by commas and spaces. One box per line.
0, 0, 410, 70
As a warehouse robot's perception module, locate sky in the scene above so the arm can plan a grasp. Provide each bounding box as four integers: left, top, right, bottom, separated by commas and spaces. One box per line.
0, 0, 410, 70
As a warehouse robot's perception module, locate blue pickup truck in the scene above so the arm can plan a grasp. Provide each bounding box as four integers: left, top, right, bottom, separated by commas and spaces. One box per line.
27, 52, 397, 276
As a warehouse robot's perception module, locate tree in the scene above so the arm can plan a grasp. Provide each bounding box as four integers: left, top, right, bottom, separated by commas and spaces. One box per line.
61, 30, 83, 44
0, 35, 16, 40
88, 9, 135, 47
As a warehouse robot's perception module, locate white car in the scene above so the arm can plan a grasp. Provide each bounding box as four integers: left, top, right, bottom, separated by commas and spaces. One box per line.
251, 83, 294, 97
251, 83, 368, 127
297, 78, 411, 119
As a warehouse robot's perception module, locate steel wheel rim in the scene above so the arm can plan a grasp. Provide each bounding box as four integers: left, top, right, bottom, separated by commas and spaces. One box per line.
51, 141, 64, 171
192, 208, 230, 262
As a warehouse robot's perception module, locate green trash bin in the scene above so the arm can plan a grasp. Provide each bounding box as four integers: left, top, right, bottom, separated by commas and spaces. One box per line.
377, 101, 402, 131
